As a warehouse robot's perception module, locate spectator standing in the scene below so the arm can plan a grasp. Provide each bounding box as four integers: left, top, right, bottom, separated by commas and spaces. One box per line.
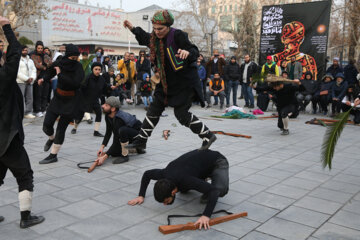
136, 52, 151, 104
205, 49, 226, 80
326, 57, 343, 77
140, 73, 153, 110
93, 47, 105, 64
118, 52, 136, 101
240, 54, 257, 108
344, 59, 359, 87
224, 56, 241, 107
197, 58, 207, 99
16, 45, 37, 119
286, 56, 302, 80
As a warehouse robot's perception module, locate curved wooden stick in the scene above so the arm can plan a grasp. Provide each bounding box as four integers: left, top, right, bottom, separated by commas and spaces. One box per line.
88, 161, 98, 173
211, 131, 252, 139
159, 212, 248, 234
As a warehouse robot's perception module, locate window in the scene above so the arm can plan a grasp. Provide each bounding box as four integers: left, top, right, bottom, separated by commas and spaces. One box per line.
229, 5, 232, 12
220, 15, 232, 32
219, 6, 222, 12
235, 4, 237, 11
211, 6, 216, 14
224, 5, 227, 13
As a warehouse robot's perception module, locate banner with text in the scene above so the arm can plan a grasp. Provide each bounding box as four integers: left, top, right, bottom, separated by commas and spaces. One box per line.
259, 1, 331, 80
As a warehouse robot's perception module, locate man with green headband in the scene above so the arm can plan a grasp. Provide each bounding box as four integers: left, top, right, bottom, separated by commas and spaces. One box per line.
123, 10, 216, 150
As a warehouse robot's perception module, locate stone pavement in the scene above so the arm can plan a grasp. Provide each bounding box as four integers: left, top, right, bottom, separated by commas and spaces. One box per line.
1, 102, 360, 240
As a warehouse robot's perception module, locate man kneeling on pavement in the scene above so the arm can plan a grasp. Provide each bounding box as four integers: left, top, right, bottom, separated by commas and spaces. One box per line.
128, 149, 229, 229
96, 97, 145, 165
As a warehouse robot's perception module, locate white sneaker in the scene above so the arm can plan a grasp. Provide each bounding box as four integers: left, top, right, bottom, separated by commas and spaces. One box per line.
24, 113, 36, 119
36, 112, 44, 118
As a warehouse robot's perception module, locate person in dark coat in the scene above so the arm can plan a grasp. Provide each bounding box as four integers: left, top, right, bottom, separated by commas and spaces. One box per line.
341, 86, 360, 124
123, 10, 216, 151
38, 44, 85, 164
297, 71, 319, 111
224, 56, 241, 107
344, 59, 359, 87
331, 73, 348, 116
135, 53, 151, 104
102, 67, 116, 97
72, 62, 108, 136
0, 17, 45, 228
326, 57, 343, 78
140, 73, 153, 110
318, 74, 334, 115
240, 54, 258, 108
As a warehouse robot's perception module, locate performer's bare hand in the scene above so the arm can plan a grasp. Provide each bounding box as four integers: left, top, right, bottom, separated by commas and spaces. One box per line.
38, 78, 44, 85
54, 66, 61, 75
128, 196, 144, 206
0, 16, 10, 27
293, 79, 300, 85
354, 98, 360, 106
28, 78, 33, 84
195, 216, 210, 230
123, 20, 133, 30
346, 101, 351, 106
97, 154, 108, 166
176, 49, 189, 60
97, 146, 104, 157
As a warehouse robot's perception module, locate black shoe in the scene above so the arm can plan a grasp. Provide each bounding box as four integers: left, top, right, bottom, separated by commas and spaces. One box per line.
220, 104, 224, 109
281, 129, 289, 135
71, 129, 77, 134
43, 139, 53, 152
199, 133, 217, 150
125, 138, 147, 150
249, 104, 255, 109
0, 216, 4, 222
136, 148, 146, 154
93, 131, 104, 137
244, 104, 249, 108
20, 215, 45, 228
112, 155, 129, 164
87, 118, 93, 124
39, 154, 58, 164
214, 102, 218, 106
225, 104, 230, 108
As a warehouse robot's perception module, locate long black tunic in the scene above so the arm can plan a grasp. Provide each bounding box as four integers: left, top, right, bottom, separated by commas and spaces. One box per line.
138, 150, 226, 217
80, 73, 107, 112
43, 58, 84, 116
131, 27, 204, 107
0, 24, 23, 157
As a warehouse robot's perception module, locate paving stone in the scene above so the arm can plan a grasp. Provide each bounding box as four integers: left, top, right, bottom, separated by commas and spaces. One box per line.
313, 223, 360, 239
52, 185, 101, 202
257, 217, 315, 240
0, 223, 40, 240
229, 201, 279, 223
230, 180, 267, 196
277, 206, 330, 228
212, 217, 260, 238
0, 205, 20, 223
248, 192, 295, 210
294, 196, 342, 215
294, 171, 331, 183
30, 210, 78, 235
93, 189, 137, 207
59, 199, 112, 219
242, 174, 282, 187
309, 187, 353, 204
32, 182, 61, 197
32, 195, 68, 213
332, 174, 360, 186
47, 175, 89, 189
43, 228, 88, 240
329, 210, 360, 231
0, 190, 19, 205
266, 184, 308, 199
343, 200, 360, 215
320, 180, 360, 194
41, 166, 81, 178
241, 231, 283, 240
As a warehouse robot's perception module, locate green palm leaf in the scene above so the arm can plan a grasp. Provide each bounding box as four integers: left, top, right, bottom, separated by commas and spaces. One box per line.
321, 108, 352, 169
81, 55, 95, 71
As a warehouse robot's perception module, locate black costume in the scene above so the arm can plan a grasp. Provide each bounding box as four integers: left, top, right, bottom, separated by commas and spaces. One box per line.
138, 150, 229, 217
40, 45, 84, 164
0, 24, 44, 228
128, 26, 215, 150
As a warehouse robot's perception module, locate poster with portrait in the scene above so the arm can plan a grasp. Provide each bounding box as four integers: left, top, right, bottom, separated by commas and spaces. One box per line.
259, 1, 331, 80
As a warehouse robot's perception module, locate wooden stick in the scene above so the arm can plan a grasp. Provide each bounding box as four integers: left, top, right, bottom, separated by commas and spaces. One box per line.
211, 131, 252, 139
88, 162, 98, 173
257, 115, 278, 119
159, 212, 248, 234
265, 74, 295, 83
198, 116, 224, 121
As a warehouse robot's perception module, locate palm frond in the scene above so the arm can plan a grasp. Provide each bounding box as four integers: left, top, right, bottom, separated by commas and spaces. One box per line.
81, 55, 95, 71
321, 108, 352, 169
251, 72, 267, 85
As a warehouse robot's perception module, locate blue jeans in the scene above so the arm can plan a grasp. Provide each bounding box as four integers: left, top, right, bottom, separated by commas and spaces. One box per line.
142, 96, 153, 107
242, 83, 254, 106
225, 80, 239, 105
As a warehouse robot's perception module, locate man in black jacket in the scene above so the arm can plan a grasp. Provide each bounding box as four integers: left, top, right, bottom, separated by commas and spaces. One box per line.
240, 54, 257, 108
128, 149, 229, 229
95, 97, 144, 165
38, 44, 85, 164
224, 56, 241, 107
0, 17, 45, 228
297, 72, 319, 112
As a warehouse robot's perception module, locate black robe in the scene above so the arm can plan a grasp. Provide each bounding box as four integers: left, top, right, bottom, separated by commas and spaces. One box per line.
131, 27, 204, 107
80, 73, 107, 112
43, 58, 84, 116
0, 24, 23, 157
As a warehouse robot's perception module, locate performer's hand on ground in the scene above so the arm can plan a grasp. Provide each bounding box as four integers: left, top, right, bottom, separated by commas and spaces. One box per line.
54, 66, 61, 75
0, 16, 10, 27
97, 147, 104, 157
96, 154, 108, 166
176, 49, 189, 59
128, 196, 144, 206
123, 20, 133, 30
37, 79, 44, 85
195, 216, 210, 230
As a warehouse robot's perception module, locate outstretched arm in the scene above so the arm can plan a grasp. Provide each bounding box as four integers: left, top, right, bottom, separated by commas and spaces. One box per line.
124, 20, 151, 46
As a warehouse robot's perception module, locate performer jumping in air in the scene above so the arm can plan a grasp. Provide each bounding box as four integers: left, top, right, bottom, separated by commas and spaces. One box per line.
38, 44, 85, 164
128, 149, 229, 229
0, 16, 45, 228
123, 10, 216, 151
71, 62, 108, 137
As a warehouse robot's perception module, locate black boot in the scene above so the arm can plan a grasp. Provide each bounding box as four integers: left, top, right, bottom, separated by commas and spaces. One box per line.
126, 137, 147, 150
20, 211, 45, 229
93, 131, 104, 137
188, 114, 217, 150
136, 148, 146, 154
71, 128, 77, 134
0, 216, 4, 222
199, 132, 217, 150
39, 153, 58, 164
112, 155, 129, 164
44, 139, 53, 152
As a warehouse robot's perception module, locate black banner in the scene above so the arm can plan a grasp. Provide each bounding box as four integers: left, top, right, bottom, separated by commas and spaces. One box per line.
259, 1, 331, 80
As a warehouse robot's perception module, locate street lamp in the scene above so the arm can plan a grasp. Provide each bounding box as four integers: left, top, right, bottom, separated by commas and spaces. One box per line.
204, 32, 214, 56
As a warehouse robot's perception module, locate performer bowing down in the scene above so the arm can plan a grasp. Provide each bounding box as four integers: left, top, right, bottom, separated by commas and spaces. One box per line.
123, 10, 216, 151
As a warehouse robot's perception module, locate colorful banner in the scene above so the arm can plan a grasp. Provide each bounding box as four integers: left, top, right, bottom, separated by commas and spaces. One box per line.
259, 1, 331, 80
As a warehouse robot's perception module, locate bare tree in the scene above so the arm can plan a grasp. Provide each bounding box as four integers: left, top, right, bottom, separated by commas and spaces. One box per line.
346, 0, 360, 62
0, 0, 49, 41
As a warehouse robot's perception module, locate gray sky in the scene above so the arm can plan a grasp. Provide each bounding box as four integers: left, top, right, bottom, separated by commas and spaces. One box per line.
79, 0, 179, 12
